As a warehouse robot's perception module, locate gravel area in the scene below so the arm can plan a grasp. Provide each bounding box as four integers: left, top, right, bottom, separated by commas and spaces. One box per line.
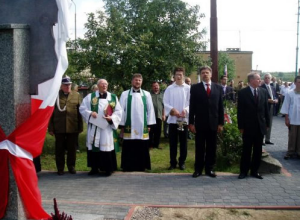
131, 207, 161, 220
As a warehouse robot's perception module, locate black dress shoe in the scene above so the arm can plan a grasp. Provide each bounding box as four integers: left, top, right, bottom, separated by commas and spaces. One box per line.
88, 169, 99, 175
238, 173, 246, 179
251, 173, 263, 179
179, 164, 185, 170
168, 166, 176, 170
105, 171, 112, 177
57, 171, 64, 176
265, 141, 274, 145
192, 171, 201, 178
205, 171, 217, 178
68, 168, 77, 174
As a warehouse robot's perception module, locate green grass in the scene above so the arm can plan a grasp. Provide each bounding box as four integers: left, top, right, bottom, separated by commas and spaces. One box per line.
41, 124, 239, 173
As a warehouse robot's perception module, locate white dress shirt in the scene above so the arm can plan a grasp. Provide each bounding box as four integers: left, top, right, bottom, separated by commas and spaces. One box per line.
280, 86, 290, 97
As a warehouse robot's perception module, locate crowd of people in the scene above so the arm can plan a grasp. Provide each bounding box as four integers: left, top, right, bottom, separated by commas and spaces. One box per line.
47, 68, 300, 180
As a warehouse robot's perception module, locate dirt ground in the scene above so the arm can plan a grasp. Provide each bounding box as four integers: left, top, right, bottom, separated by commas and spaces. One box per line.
131, 207, 300, 220
154, 208, 300, 220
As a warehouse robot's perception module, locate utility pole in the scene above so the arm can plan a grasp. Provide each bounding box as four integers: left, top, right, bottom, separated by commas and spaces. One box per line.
210, 0, 218, 82
71, 0, 77, 50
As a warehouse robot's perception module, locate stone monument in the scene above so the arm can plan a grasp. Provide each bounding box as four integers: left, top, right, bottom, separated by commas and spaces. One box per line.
0, 0, 58, 219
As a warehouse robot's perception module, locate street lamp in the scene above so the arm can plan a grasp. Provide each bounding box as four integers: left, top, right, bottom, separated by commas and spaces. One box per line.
71, 0, 77, 50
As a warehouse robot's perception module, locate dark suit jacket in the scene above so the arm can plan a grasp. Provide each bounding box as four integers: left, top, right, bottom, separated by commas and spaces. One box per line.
223, 86, 235, 101
271, 82, 281, 97
270, 82, 280, 92
189, 82, 224, 131
260, 84, 277, 110
237, 87, 270, 136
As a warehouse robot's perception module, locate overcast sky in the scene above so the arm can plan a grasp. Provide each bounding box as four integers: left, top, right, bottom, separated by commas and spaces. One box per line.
68, 0, 299, 73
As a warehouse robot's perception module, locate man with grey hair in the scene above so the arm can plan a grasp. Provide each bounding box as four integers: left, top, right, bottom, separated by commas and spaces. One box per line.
260, 73, 277, 145
237, 72, 270, 179
79, 79, 123, 176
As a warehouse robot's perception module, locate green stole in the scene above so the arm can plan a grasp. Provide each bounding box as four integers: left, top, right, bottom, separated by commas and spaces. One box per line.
90, 92, 120, 152
124, 89, 148, 139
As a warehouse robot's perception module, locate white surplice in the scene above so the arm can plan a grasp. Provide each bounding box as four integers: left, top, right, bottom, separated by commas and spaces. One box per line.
280, 90, 300, 125
79, 91, 123, 151
119, 88, 156, 140
163, 83, 190, 124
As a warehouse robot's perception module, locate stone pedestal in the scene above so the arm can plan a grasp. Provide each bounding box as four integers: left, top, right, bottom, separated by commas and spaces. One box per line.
0, 24, 31, 220
259, 155, 282, 174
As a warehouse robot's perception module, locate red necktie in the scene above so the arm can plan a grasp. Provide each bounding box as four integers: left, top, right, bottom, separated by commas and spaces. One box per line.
206, 84, 211, 96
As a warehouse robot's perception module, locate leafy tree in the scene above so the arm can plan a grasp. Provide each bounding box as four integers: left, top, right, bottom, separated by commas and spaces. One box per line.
218, 52, 235, 81
69, 0, 206, 91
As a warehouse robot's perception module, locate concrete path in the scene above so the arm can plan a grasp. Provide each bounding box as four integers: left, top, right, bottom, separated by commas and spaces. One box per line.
39, 116, 300, 220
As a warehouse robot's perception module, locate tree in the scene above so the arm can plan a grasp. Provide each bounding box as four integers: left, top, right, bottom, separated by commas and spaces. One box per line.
69, 0, 206, 91
218, 52, 235, 81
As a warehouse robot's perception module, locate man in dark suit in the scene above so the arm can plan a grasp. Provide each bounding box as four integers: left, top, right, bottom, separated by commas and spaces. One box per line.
260, 73, 277, 145
220, 75, 235, 102
271, 76, 281, 116
237, 73, 270, 179
189, 66, 224, 178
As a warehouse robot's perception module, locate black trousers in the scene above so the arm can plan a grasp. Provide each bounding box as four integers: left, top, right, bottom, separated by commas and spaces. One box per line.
194, 129, 217, 173
163, 117, 169, 138
55, 133, 78, 172
121, 139, 151, 171
149, 118, 162, 148
168, 124, 187, 167
240, 131, 263, 175
274, 96, 281, 115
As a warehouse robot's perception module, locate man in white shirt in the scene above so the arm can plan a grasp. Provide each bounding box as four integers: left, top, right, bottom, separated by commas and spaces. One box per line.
119, 73, 156, 171
280, 76, 300, 159
280, 82, 290, 102
280, 81, 290, 117
163, 67, 190, 170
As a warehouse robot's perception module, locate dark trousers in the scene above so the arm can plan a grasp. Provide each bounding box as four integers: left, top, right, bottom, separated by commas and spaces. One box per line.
274, 96, 281, 116
149, 118, 162, 148
164, 117, 169, 138
55, 133, 78, 171
240, 131, 263, 175
194, 129, 217, 173
168, 124, 187, 167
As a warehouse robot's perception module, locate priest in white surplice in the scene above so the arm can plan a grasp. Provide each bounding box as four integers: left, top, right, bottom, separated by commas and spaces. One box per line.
119, 73, 156, 171
79, 79, 123, 176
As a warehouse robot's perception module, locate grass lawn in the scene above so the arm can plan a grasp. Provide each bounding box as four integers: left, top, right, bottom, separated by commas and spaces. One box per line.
41, 124, 239, 174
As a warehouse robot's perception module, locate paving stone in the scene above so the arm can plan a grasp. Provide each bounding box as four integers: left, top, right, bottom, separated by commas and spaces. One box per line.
39, 117, 300, 219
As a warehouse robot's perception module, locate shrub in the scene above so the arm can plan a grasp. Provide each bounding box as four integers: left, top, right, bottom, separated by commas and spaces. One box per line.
216, 101, 243, 169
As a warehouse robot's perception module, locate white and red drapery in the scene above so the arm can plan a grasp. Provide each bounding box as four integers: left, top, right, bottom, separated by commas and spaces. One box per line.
0, 0, 72, 219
